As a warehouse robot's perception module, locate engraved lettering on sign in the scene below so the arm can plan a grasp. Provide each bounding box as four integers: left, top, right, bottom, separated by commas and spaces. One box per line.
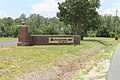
49, 37, 74, 43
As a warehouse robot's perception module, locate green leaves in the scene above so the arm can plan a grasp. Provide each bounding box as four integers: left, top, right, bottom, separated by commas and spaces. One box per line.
97, 15, 120, 37
42, 26, 58, 35
57, 0, 100, 37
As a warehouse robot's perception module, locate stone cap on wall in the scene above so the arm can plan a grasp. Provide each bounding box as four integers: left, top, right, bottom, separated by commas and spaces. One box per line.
30, 35, 80, 37
18, 25, 27, 27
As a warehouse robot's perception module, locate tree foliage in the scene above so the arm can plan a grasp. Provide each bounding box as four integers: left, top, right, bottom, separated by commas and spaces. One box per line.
0, 13, 71, 37
57, 0, 100, 39
87, 14, 120, 37
0, 13, 120, 38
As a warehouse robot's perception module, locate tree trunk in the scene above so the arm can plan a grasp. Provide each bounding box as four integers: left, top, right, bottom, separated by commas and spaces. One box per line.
81, 34, 84, 40
76, 22, 84, 40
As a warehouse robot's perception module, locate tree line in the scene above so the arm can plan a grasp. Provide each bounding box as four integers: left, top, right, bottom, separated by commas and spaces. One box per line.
0, 0, 120, 39
0, 13, 120, 38
88, 15, 120, 38
0, 14, 73, 37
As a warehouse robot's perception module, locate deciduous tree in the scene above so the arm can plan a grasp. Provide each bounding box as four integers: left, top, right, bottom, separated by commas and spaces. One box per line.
57, 0, 100, 39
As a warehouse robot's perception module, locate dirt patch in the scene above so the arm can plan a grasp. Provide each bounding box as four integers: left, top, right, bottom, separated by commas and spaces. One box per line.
52, 56, 93, 80
0, 48, 12, 51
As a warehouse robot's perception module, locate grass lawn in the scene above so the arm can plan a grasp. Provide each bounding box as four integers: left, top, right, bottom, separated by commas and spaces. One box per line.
0, 38, 17, 43
73, 37, 119, 80
0, 37, 119, 80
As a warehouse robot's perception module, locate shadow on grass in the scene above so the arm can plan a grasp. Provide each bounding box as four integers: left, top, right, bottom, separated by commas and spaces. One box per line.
83, 39, 108, 46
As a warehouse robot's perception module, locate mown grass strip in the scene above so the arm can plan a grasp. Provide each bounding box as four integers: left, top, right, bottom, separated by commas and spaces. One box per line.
0, 38, 17, 43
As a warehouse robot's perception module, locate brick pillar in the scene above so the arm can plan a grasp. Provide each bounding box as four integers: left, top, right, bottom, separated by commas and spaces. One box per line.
17, 25, 29, 46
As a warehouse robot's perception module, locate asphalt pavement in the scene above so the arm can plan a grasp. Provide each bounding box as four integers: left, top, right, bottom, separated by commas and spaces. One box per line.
0, 42, 17, 47
107, 44, 120, 80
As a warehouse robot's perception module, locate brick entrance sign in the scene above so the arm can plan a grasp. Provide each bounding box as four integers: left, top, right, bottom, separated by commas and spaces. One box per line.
17, 25, 80, 46
17, 25, 29, 46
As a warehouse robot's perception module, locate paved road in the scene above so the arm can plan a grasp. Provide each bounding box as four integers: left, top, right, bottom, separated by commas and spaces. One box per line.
107, 44, 120, 80
0, 42, 17, 47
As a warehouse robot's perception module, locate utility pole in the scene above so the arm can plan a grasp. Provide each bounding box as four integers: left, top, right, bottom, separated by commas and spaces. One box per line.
115, 10, 118, 38
116, 10, 118, 17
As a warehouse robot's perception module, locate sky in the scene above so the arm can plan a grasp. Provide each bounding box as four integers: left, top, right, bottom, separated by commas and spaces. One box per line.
0, 0, 120, 19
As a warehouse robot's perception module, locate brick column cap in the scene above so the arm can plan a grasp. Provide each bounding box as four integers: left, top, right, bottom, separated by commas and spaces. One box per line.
18, 25, 27, 27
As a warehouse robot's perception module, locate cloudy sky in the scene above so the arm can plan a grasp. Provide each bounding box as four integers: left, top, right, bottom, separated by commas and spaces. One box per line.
0, 0, 120, 18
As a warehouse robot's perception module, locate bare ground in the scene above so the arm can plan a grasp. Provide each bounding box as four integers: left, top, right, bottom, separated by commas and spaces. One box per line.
0, 48, 12, 50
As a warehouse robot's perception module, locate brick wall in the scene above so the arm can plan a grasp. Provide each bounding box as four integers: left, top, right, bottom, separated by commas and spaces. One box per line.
17, 25, 29, 46
17, 25, 80, 46
29, 35, 80, 45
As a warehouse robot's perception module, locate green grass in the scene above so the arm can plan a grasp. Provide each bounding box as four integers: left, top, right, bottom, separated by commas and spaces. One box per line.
82, 67, 93, 75
73, 37, 119, 80
0, 37, 119, 80
0, 38, 17, 43
95, 74, 106, 79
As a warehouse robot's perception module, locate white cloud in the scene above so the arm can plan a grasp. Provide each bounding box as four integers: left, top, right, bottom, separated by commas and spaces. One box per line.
31, 0, 59, 18
99, 1, 120, 16
31, 0, 120, 17
100, 0, 110, 3
0, 10, 8, 18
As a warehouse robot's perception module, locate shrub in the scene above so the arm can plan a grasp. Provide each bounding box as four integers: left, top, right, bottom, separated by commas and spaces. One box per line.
115, 35, 119, 40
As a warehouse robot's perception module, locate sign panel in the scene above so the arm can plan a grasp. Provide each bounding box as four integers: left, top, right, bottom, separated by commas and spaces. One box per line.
49, 37, 74, 43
